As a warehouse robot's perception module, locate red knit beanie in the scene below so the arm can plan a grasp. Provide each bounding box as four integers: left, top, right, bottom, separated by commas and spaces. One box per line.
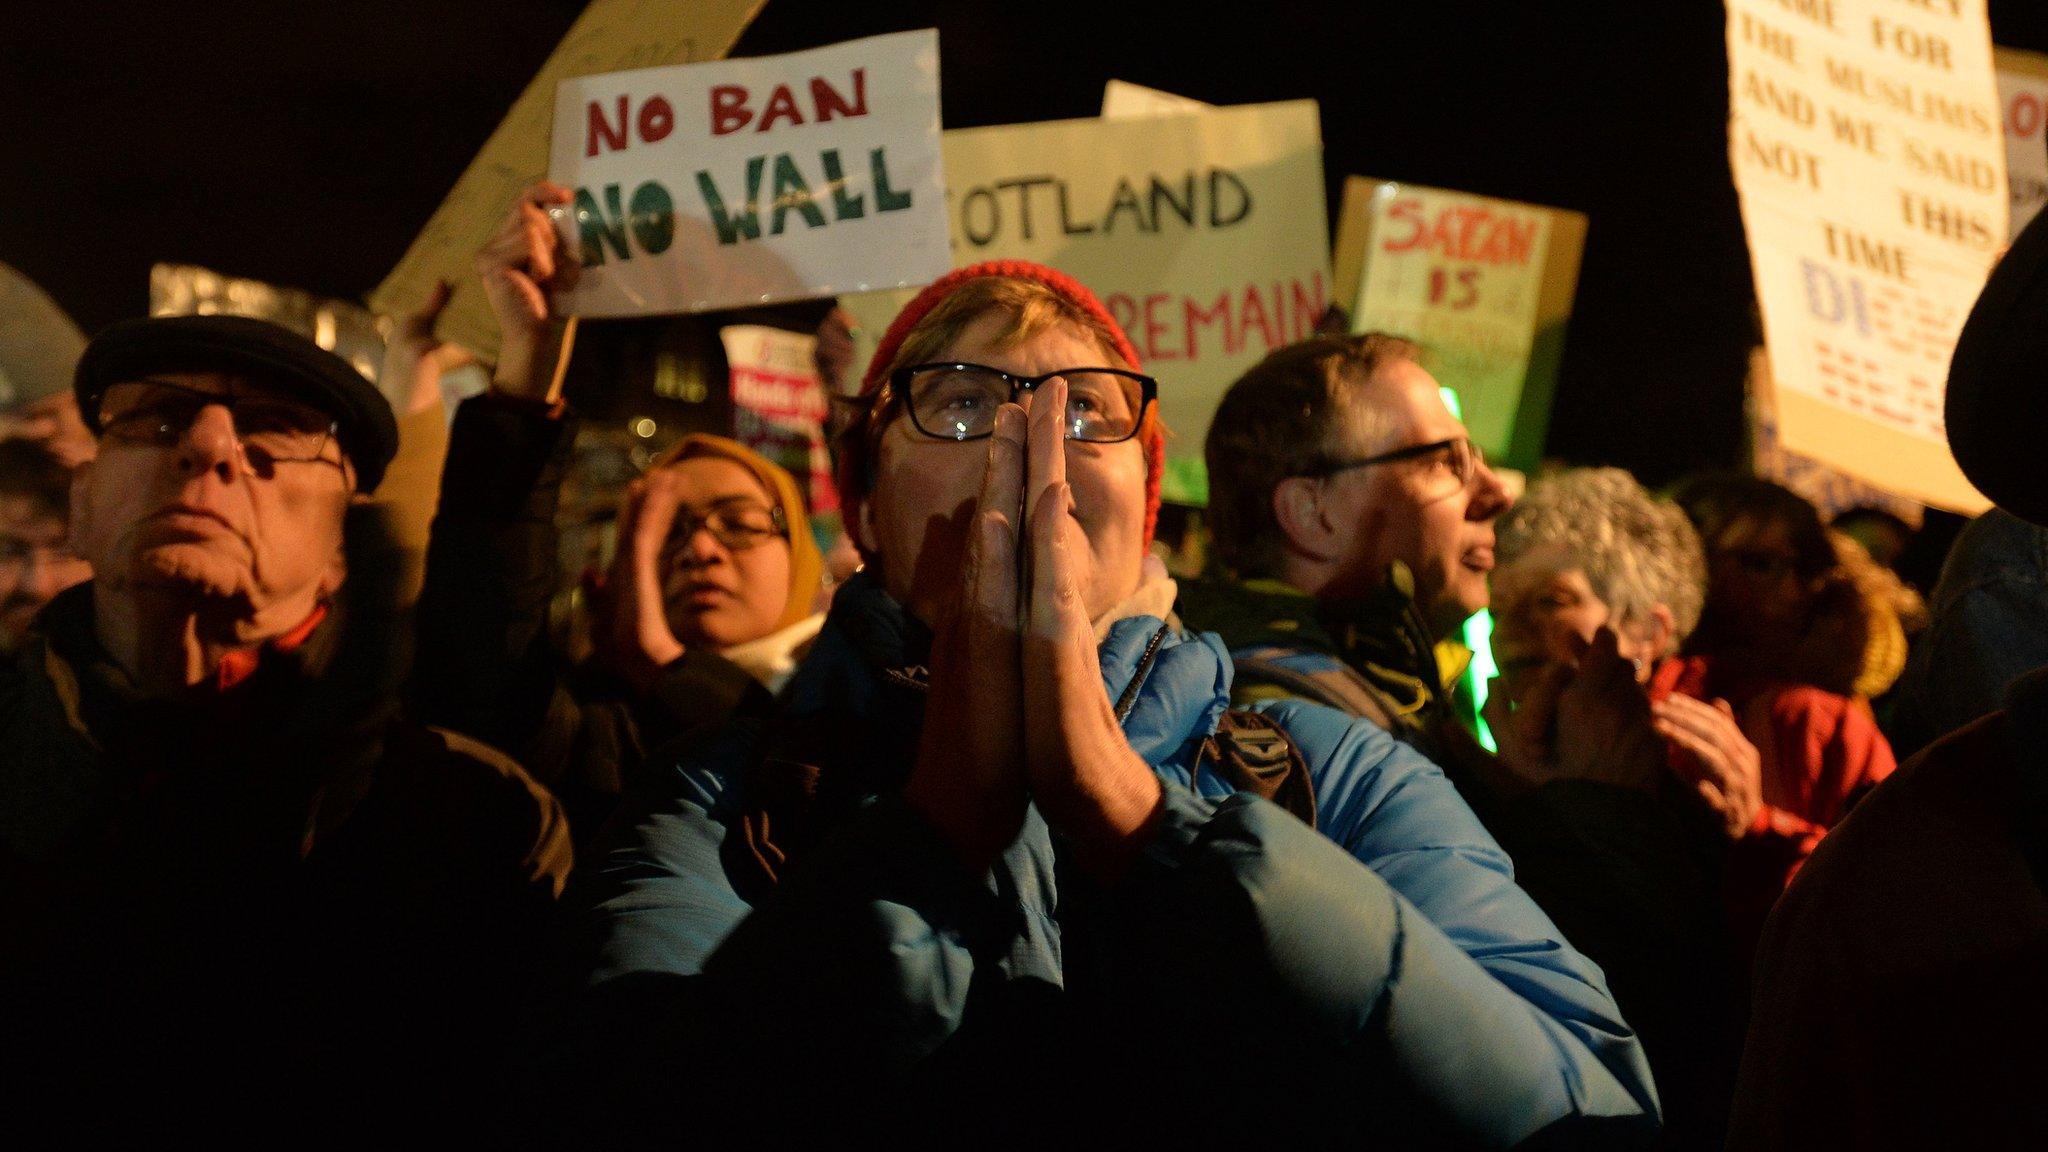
838, 260, 1166, 549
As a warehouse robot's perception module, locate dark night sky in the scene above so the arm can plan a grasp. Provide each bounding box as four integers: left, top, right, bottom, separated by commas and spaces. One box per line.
4, 1, 2044, 487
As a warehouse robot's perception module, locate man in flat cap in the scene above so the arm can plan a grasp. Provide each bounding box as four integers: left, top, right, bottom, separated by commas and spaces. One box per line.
0, 315, 571, 1135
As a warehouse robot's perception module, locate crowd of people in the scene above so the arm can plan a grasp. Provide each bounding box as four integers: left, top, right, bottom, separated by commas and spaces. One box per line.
1, 170, 2044, 1148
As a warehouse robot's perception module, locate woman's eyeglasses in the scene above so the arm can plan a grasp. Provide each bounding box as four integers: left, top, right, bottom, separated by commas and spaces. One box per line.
663, 498, 788, 554
887, 363, 1156, 444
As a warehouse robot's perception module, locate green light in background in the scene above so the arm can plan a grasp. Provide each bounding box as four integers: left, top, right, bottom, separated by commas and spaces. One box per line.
1464, 610, 1498, 753
1440, 385, 1497, 752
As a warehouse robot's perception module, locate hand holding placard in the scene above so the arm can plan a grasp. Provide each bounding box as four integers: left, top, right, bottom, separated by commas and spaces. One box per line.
369, 0, 766, 362
547, 31, 950, 319
475, 184, 578, 402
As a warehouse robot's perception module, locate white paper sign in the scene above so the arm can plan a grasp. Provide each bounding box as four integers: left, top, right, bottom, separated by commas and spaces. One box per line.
1726, 0, 2007, 512
1997, 47, 2048, 238
548, 30, 950, 317
1351, 183, 1557, 460
720, 324, 838, 518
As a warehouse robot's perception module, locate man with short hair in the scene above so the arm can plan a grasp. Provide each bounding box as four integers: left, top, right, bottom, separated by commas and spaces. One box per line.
1183, 332, 1732, 1146
0, 438, 90, 650
0, 315, 571, 1135
1190, 333, 1511, 754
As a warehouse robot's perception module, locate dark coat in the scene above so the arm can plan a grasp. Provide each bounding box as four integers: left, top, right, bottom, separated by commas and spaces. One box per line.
1886, 508, 2048, 760
409, 393, 770, 842
1730, 668, 2048, 1149
0, 583, 572, 1140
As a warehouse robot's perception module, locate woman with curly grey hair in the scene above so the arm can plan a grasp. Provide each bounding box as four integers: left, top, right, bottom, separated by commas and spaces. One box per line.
1491, 467, 1895, 964
1492, 467, 1761, 840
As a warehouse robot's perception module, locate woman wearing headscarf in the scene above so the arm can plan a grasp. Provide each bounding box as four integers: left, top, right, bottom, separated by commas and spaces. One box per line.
409, 187, 826, 843
543, 256, 1658, 1146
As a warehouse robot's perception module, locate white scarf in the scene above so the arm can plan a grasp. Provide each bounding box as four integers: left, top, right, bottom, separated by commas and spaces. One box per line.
719, 612, 826, 693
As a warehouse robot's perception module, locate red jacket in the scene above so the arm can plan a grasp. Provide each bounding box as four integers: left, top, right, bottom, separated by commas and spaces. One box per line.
1651, 655, 1897, 955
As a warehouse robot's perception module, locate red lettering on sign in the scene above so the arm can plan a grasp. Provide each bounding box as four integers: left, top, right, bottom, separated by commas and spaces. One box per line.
1382, 200, 1540, 265
1381, 198, 1426, 251
1184, 292, 1235, 360
711, 85, 752, 135
2013, 91, 2044, 140
811, 69, 869, 122
1101, 278, 1328, 363
758, 85, 804, 132
637, 96, 675, 144
587, 96, 629, 157
1237, 284, 1276, 350
1142, 293, 1178, 360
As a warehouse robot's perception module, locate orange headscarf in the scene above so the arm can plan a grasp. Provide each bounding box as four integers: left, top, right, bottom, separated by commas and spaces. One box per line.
648, 434, 823, 630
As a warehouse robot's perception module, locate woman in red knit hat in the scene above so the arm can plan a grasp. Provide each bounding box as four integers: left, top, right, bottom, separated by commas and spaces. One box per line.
554, 258, 1657, 1145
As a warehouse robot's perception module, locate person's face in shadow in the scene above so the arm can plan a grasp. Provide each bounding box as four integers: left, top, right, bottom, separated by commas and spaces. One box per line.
858, 311, 1149, 629
656, 456, 792, 651
0, 492, 90, 646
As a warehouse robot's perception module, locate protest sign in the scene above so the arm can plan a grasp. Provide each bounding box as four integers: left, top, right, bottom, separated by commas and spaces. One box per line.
1725, 0, 2006, 513
1330, 178, 1586, 469
1998, 46, 2048, 237
1101, 80, 1211, 118
369, 0, 765, 360
840, 98, 1329, 505
549, 31, 949, 318
719, 323, 840, 529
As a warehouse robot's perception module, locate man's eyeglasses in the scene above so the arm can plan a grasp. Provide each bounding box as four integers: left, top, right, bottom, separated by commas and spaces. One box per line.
888, 363, 1156, 444
1304, 436, 1487, 487
98, 379, 343, 480
663, 498, 789, 555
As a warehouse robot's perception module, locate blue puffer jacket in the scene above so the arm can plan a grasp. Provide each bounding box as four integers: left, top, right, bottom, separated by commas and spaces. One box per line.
557, 574, 1658, 1146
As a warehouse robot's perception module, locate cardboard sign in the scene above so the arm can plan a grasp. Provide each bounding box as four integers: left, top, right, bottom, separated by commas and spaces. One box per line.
368, 0, 766, 359
549, 31, 949, 318
1100, 80, 1210, 119
1998, 46, 2048, 238
840, 99, 1329, 506
1330, 179, 1585, 468
1725, 0, 2006, 513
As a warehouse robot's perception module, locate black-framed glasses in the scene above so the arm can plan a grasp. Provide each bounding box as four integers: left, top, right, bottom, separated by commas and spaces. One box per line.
889, 363, 1156, 443
98, 378, 344, 480
1305, 436, 1486, 486
663, 498, 789, 555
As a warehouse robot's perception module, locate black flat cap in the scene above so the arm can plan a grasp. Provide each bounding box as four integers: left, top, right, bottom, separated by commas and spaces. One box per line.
1947, 205, 2048, 526
74, 314, 399, 493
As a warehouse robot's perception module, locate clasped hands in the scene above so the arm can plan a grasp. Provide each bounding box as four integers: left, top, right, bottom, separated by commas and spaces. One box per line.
902, 380, 1164, 879
1486, 629, 1763, 837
